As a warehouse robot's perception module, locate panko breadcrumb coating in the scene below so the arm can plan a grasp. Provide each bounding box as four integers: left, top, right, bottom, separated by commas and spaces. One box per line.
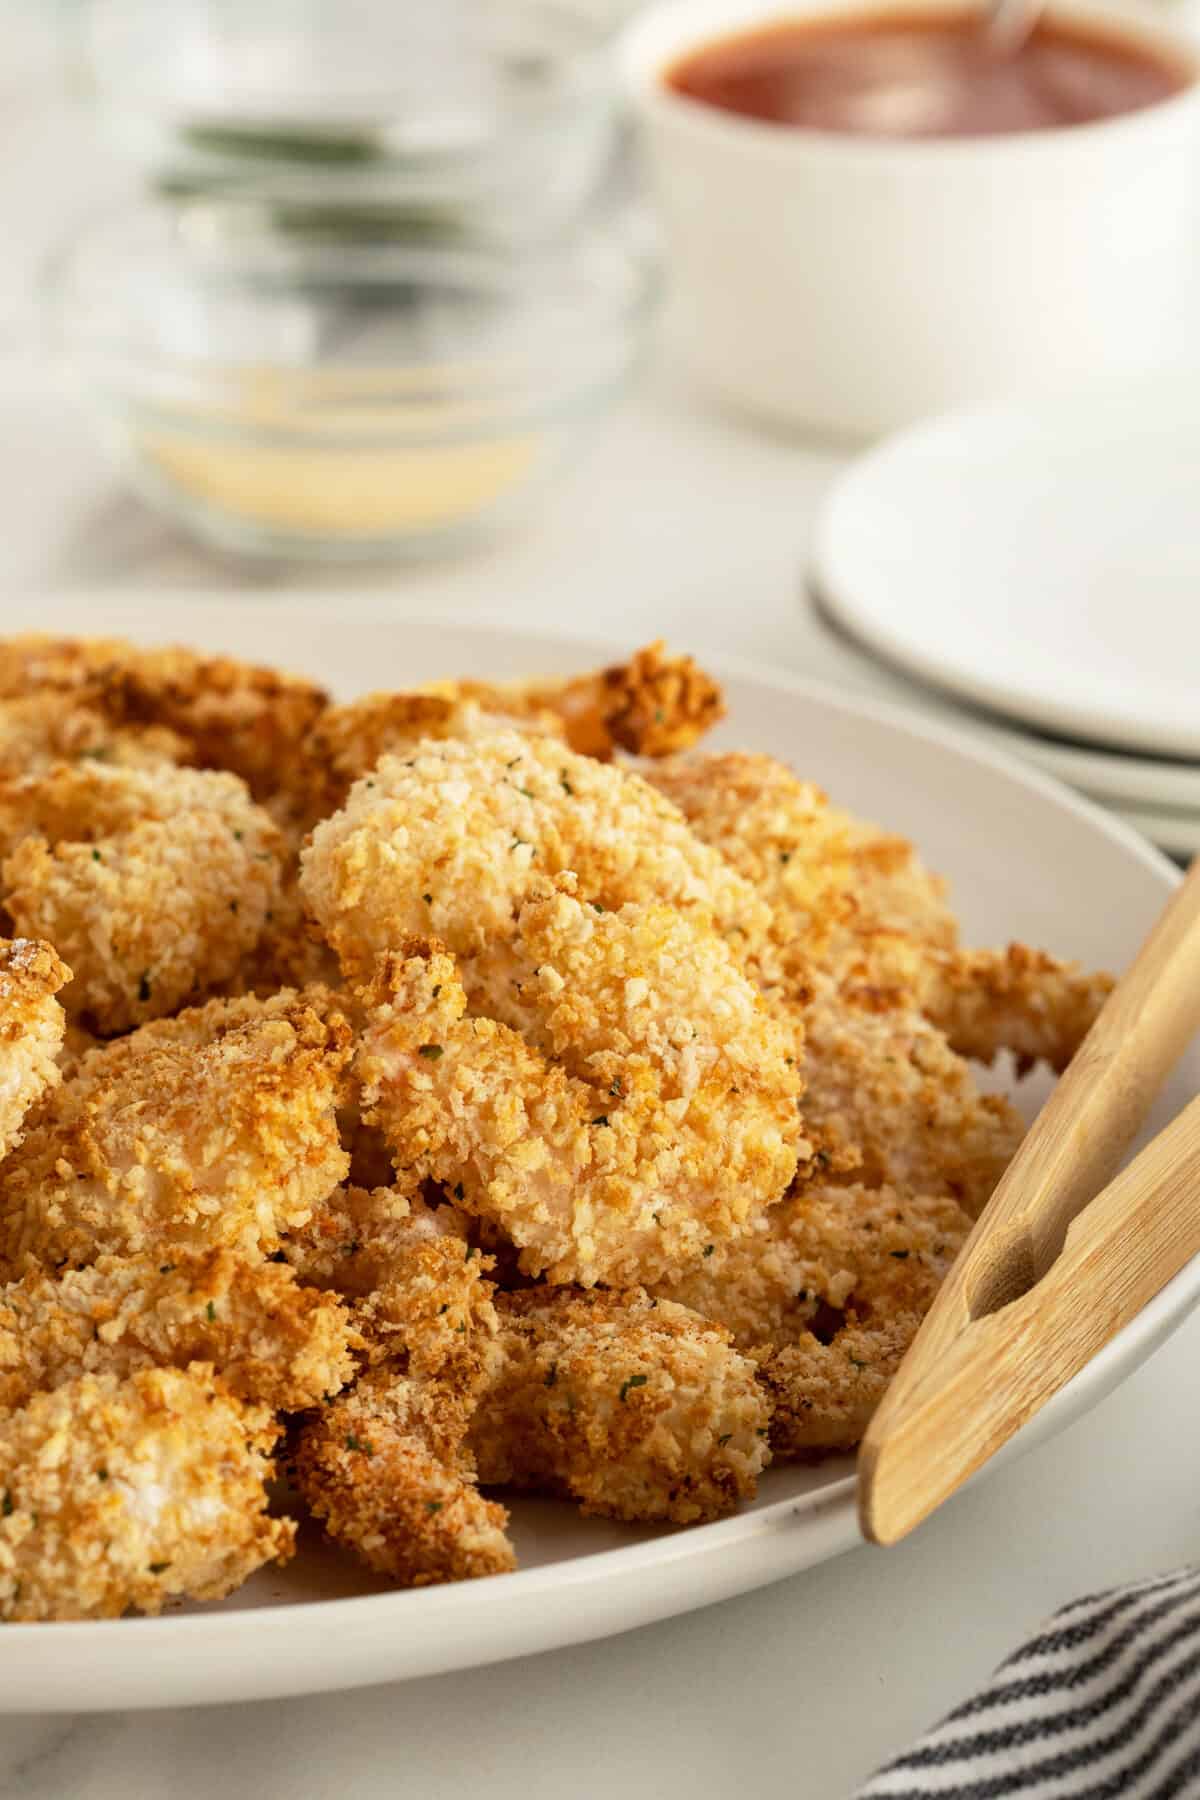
300, 730, 772, 989
802, 974, 1023, 1218
676, 1183, 970, 1456
357, 882, 803, 1286
291, 1368, 516, 1588
470, 1287, 770, 1523
0, 690, 188, 779
648, 751, 1111, 1073
283, 1184, 498, 1381
0, 635, 327, 803
0, 995, 351, 1273
0, 760, 284, 1032
460, 640, 726, 761
0, 938, 69, 1158
0, 1249, 358, 1412
0, 1365, 293, 1620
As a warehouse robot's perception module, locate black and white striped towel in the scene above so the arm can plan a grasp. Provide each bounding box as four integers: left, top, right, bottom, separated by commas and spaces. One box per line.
856, 1566, 1200, 1799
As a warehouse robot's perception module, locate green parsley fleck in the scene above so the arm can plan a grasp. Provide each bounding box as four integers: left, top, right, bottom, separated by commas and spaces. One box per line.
422, 893, 432, 905
619, 1374, 648, 1403
432, 984, 441, 998
591, 902, 605, 914
345, 1433, 373, 1456
849, 1357, 868, 1371
465, 1245, 477, 1261
453, 1182, 464, 1201
890, 1250, 910, 1260
703, 1244, 715, 1258
148, 1562, 171, 1575
206, 1300, 216, 1322
516, 786, 534, 799
592, 1114, 610, 1128
233, 829, 243, 841
438, 1304, 449, 1316
137, 973, 152, 1002
342, 1240, 361, 1257
159, 1264, 175, 1275
560, 774, 574, 795
1, 1492, 11, 1518
426, 1501, 443, 1515
717, 1433, 732, 1447
91, 848, 102, 864
98, 1469, 108, 1481
229, 900, 239, 915
779, 850, 792, 864
609, 1078, 623, 1099
544, 1364, 559, 1388
418, 1043, 444, 1060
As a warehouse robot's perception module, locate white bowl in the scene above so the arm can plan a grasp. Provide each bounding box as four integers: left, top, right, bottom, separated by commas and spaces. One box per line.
621, 0, 1200, 438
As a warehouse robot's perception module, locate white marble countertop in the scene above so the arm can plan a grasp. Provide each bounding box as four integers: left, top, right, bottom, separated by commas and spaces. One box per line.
4, 17, 1200, 1798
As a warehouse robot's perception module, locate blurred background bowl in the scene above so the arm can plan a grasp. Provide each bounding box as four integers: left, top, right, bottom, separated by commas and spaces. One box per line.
42, 198, 657, 561
77, 0, 633, 244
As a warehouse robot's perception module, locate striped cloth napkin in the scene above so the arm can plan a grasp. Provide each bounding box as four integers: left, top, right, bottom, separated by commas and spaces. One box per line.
856, 1566, 1200, 1799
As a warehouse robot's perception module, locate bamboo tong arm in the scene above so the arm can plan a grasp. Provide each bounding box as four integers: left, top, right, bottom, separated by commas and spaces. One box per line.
860, 858, 1200, 1546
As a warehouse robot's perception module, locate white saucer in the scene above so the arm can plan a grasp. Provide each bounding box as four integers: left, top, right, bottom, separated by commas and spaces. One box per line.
813, 372, 1200, 761
802, 596, 1200, 820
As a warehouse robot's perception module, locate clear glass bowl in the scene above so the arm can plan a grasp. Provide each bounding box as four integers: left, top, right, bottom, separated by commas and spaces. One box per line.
78, 0, 628, 242
43, 200, 656, 561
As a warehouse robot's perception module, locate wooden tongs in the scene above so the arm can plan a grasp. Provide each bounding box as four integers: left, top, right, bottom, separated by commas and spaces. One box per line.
859, 858, 1200, 1546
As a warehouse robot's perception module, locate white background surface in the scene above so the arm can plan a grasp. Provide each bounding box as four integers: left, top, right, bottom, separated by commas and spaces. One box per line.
4, 10, 1200, 1797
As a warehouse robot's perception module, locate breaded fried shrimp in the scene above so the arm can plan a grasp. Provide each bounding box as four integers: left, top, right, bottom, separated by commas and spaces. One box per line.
0, 997, 351, 1272
649, 752, 1111, 1075
0, 635, 327, 802
0, 1366, 293, 1619
458, 640, 725, 760
0, 1250, 358, 1412
283, 1184, 498, 1379
291, 1368, 515, 1587
0, 938, 69, 1158
300, 730, 772, 989
470, 1288, 770, 1523
357, 884, 803, 1286
0, 761, 283, 1032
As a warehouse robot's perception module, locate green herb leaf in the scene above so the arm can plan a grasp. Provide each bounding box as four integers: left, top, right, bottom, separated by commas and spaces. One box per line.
148, 1561, 171, 1574
703, 1244, 714, 1258
592, 1114, 610, 1128
717, 1433, 732, 1446
206, 1300, 216, 1322
1, 1492, 11, 1518
619, 1374, 648, 1403
418, 1043, 444, 1060
426, 1500, 443, 1514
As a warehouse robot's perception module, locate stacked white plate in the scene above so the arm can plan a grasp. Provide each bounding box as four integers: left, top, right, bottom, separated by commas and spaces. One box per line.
808, 373, 1200, 859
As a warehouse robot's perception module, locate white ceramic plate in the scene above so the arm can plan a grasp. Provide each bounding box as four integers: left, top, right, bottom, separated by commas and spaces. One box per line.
4, 601, 1198, 1715
813, 373, 1200, 761
803, 594, 1200, 819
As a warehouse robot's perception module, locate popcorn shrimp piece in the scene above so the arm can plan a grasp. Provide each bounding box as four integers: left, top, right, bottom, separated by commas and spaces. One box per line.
0, 635, 327, 803
0, 938, 69, 1159
301, 729, 773, 990
291, 1368, 515, 1588
650, 751, 1110, 1074
356, 884, 804, 1287
0, 691, 188, 779
0, 1366, 293, 1620
0, 761, 284, 1033
802, 975, 1023, 1217
0, 997, 351, 1273
663, 1183, 971, 1457
469, 1287, 770, 1524
283, 1184, 498, 1381
0, 1250, 358, 1412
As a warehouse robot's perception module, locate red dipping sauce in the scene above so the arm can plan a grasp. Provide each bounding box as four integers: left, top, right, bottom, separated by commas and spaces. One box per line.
666, 11, 1191, 138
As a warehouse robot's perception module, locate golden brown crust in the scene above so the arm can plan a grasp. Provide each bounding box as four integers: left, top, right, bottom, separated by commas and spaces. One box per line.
0, 635, 326, 802
0, 937, 69, 1159
291, 1368, 515, 1587
655, 1182, 970, 1455
0, 1366, 293, 1620
0, 1249, 359, 1412
470, 1287, 770, 1523
0, 995, 351, 1272
0, 761, 283, 1033
300, 729, 773, 989
356, 882, 804, 1287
